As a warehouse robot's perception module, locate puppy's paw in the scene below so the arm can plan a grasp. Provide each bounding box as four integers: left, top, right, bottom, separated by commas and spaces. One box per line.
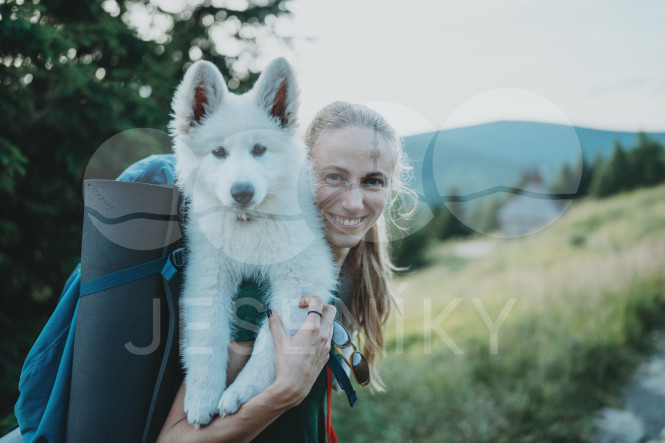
218, 384, 259, 417
184, 403, 215, 428
184, 388, 219, 428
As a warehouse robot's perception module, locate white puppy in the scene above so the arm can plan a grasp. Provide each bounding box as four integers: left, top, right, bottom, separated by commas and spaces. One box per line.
170, 58, 337, 427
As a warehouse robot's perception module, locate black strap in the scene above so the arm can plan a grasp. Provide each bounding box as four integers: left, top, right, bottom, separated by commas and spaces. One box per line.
141, 268, 183, 443
326, 352, 357, 407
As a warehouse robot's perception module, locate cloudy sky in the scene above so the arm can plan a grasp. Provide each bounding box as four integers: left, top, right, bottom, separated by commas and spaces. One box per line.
259, 0, 665, 135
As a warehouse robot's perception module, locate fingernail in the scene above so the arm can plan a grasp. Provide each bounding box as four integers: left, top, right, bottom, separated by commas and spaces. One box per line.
267, 309, 272, 318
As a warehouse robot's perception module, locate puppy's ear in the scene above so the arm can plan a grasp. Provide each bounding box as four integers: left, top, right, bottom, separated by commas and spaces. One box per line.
171, 61, 227, 134
253, 57, 300, 130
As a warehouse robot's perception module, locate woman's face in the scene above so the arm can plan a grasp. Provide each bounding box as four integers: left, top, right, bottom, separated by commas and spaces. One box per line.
311, 126, 393, 251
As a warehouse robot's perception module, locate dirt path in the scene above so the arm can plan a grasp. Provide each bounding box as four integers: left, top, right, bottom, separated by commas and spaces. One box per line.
594, 333, 665, 443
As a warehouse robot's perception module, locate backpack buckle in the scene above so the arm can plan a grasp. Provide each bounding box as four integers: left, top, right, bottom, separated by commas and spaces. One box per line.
161, 248, 185, 281
171, 248, 185, 269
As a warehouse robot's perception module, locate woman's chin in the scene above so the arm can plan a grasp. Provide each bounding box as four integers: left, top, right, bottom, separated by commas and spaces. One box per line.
328, 231, 363, 250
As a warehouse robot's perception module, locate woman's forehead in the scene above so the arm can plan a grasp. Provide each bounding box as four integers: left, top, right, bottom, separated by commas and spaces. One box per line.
312, 126, 394, 172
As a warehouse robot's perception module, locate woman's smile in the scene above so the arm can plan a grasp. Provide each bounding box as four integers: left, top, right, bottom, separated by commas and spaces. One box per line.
328, 213, 367, 229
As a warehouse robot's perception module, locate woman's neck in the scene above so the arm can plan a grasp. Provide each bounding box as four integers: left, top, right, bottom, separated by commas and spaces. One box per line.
332, 247, 349, 276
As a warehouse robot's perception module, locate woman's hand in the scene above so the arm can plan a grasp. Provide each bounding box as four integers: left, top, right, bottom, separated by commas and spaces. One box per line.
157, 295, 335, 443
265, 295, 336, 409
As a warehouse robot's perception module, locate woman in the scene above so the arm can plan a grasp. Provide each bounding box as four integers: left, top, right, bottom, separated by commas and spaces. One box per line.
157, 101, 416, 442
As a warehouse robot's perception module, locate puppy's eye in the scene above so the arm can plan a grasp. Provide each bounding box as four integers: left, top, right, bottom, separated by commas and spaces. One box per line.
252, 144, 267, 157
212, 146, 227, 159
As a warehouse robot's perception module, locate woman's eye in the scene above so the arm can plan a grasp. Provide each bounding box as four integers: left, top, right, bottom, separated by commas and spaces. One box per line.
365, 177, 385, 187
252, 144, 267, 157
212, 146, 227, 159
326, 173, 341, 182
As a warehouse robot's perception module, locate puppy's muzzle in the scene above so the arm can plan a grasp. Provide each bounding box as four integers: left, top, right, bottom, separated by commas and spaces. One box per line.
231, 182, 255, 206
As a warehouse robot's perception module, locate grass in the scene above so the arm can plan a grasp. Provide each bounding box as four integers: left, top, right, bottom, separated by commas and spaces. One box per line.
332, 184, 665, 442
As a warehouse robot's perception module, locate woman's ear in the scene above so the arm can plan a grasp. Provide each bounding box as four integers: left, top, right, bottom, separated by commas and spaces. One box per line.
171, 60, 228, 135
253, 57, 300, 130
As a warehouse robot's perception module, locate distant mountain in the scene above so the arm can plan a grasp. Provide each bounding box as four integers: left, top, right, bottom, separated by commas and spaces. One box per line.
573, 125, 665, 160
403, 121, 665, 200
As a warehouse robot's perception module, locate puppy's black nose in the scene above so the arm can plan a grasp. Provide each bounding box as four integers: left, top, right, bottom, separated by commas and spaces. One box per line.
231, 183, 254, 205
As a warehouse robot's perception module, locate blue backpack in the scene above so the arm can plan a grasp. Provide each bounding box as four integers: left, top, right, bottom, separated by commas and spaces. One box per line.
14, 154, 183, 443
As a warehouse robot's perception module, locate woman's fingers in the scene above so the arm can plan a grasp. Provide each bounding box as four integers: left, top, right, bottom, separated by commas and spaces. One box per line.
299, 294, 324, 310
320, 304, 336, 340
299, 295, 325, 325
267, 297, 337, 406
298, 295, 336, 343
267, 309, 286, 351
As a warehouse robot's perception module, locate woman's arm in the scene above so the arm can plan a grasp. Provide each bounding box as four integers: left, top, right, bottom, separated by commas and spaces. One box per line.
157, 296, 335, 443
156, 375, 294, 443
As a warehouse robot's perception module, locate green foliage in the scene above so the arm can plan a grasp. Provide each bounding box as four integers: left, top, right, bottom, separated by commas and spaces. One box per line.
390, 203, 437, 271
390, 190, 472, 272
390, 230, 429, 270
551, 162, 576, 195
334, 274, 665, 442
622, 275, 665, 350
589, 142, 634, 197
577, 155, 595, 197
437, 188, 472, 240
0, 137, 27, 193
551, 155, 595, 198
335, 184, 665, 442
568, 230, 586, 247
589, 134, 665, 198
630, 132, 665, 187
0, 0, 289, 423
467, 193, 504, 235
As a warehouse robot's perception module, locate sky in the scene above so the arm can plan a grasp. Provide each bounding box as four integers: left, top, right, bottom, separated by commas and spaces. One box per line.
255, 0, 665, 136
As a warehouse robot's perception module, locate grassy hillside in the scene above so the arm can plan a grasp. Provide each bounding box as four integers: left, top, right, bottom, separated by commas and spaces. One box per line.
333, 183, 665, 442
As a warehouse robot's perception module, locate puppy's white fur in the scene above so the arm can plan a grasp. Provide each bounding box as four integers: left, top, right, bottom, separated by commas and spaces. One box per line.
170, 58, 336, 427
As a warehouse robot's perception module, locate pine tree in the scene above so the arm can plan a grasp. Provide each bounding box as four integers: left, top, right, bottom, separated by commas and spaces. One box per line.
551, 156, 594, 198
439, 187, 471, 239
629, 132, 665, 187
589, 141, 632, 198
576, 155, 594, 197
551, 162, 576, 196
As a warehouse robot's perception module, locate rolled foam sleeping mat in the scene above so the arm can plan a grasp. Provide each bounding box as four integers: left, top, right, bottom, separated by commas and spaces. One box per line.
66, 180, 184, 443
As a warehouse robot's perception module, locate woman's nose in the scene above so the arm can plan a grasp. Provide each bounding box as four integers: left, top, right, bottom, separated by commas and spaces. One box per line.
340, 185, 364, 211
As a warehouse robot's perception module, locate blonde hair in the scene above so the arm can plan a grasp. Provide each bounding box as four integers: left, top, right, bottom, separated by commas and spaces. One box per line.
304, 101, 416, 390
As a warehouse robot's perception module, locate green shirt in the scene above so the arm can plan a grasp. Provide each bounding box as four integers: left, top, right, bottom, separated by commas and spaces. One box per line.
232, 279, 269, 342
231, 280, 327, 442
